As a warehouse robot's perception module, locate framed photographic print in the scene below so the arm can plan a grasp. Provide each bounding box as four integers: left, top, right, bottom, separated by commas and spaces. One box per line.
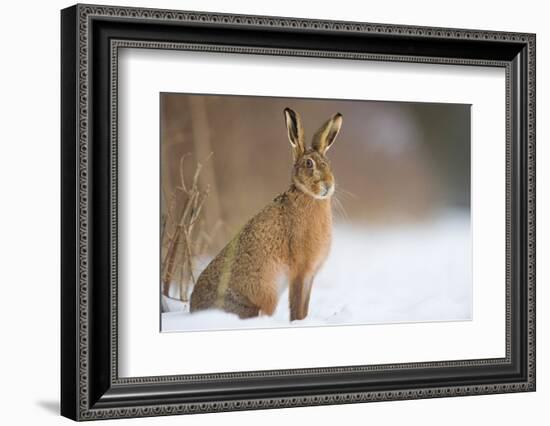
61, 3, 536, 421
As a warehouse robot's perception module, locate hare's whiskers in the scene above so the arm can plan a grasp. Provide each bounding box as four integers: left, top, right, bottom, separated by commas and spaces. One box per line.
332, 194, 349, 223
335, 184, 358, 200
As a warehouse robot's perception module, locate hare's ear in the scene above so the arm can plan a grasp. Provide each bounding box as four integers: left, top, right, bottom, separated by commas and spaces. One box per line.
312, 113, 343, 154
284, 108, 305, 159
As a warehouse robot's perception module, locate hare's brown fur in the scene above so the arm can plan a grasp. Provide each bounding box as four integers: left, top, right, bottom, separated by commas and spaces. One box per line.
190, 108, 342, 321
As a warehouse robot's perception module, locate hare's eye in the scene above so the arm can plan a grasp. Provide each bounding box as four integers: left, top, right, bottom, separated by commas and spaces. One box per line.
306, 158, 314, 168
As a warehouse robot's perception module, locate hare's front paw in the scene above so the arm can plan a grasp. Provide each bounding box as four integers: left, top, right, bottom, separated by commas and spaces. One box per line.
290, 309, 308, 322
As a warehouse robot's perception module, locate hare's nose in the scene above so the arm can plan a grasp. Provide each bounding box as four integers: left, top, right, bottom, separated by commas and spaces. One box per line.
321, 182, 334, 198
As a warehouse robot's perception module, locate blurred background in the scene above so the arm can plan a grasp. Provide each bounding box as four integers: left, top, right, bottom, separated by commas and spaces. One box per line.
160, 93, 471, 328
161, 93, 470, 245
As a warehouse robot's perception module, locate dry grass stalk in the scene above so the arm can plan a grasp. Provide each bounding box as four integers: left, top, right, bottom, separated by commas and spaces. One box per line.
161, 154, 212, 302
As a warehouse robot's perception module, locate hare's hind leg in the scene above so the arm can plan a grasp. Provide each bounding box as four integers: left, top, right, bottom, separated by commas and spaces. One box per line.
223, 284, 278, 318
230, 262, 280, 318
224, 288, 260, 319
190, 265, 221, 312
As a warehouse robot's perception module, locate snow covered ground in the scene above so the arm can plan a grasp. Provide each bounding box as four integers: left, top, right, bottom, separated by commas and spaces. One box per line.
162, 212, 472, 332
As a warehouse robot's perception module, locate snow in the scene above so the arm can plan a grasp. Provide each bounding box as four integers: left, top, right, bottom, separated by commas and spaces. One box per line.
161, 295, 189, 313
161, 212, 472, 332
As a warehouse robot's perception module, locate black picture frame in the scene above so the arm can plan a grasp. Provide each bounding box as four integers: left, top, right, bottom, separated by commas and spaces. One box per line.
61, 3, 536, 421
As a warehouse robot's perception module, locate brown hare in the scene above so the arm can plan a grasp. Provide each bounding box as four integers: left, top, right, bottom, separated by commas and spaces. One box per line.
190, 108, 343, 321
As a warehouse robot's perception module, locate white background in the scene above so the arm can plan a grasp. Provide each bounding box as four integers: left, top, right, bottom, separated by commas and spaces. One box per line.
0, 0, 547, 425
119, 50, 505, 376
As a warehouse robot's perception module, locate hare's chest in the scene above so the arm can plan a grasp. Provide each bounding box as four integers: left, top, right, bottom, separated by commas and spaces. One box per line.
291, 213, 332, 274
311, 224, 332, 268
